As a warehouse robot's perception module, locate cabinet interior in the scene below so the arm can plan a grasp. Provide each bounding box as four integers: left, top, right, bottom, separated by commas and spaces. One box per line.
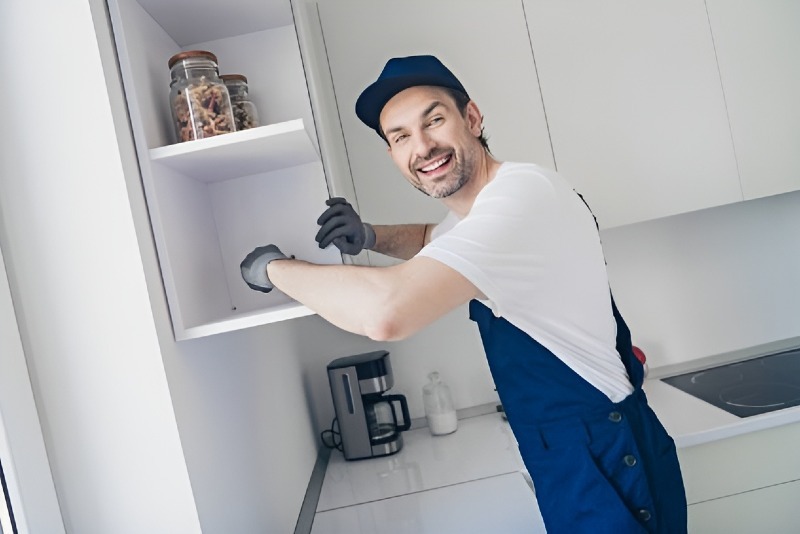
107, 0, 340, 339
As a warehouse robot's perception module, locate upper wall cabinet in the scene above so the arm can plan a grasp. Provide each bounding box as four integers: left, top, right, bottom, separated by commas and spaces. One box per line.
106, 0, 340, 340
305, 0, 554, 265
706, 0, 800, 201
523, 0, 742, 229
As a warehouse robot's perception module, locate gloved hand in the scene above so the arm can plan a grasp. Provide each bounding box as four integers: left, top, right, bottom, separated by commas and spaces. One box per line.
240, 244, 289, 293
315, 197, 376, 255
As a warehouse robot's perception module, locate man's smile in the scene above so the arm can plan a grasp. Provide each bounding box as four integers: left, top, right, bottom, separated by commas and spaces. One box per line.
416, 152, 454, 178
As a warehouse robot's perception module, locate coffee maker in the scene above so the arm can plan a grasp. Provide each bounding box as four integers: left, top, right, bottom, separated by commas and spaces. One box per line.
327, 351, 411, 460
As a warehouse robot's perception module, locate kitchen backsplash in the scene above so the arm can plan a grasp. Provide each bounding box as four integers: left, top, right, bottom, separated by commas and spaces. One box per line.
601, 189, 800, 367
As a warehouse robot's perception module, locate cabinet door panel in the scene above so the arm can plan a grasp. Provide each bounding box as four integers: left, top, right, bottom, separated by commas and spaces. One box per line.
688, 479, 800, 534
524, 0, 741, 228
317, 0, 553, 264
677, 421, 800, 504
706, 0, 800, 200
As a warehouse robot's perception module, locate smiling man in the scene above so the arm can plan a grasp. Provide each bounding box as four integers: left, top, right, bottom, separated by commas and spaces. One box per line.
240, 55, 687, 533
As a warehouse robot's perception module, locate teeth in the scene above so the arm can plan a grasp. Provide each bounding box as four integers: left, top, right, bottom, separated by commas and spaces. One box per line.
421, 155, 450, 172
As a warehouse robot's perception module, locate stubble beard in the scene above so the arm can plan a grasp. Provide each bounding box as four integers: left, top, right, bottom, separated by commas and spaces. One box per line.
412, 147, 478, 199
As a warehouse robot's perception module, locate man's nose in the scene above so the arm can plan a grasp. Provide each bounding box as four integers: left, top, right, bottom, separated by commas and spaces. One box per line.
413, 131, 437, 160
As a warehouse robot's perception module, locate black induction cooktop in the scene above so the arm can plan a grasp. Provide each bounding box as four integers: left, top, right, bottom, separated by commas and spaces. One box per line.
661, 348, 800, 418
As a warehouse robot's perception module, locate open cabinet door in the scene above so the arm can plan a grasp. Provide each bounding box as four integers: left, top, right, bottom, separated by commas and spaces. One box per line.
0, 246, 64, 533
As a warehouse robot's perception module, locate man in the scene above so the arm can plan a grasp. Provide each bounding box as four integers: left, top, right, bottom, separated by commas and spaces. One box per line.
240, 55, 686, 533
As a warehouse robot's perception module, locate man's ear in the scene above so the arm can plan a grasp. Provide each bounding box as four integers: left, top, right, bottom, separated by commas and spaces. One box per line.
465, 100, 483, 136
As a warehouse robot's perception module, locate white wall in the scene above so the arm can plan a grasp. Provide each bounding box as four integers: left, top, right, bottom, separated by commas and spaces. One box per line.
0, 248, 63, 532
601, 189, 800, 368
0, 0, 202, 532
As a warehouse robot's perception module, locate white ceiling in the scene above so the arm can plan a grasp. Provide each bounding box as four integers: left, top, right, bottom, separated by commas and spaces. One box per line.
136, 0, 294, 47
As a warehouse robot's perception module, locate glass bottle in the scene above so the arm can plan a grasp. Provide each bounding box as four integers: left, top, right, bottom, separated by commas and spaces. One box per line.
221, 74, 260, 131
422, 372, 458, 435
168, 50, 235, 143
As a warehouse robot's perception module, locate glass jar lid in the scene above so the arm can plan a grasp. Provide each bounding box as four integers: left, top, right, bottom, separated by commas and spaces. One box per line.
168, 50, 218, 69
220, 74, 248, 84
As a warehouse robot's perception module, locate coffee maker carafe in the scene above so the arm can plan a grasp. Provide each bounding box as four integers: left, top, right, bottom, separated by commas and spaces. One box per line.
327, 351, 411, 460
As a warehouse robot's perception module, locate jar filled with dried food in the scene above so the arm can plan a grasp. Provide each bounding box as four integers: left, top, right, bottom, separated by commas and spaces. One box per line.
221, 74, 260, 131
168, 50, 235, 142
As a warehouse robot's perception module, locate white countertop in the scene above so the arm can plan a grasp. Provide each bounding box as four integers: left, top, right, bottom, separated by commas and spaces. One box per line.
312, 471, 546, 534
316, 413, 526, 512
644, 376, 800, 448
313, 414, 544, 534
643, 337, 800, 448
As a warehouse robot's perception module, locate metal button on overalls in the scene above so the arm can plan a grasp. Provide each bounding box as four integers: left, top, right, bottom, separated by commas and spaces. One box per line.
608, 411, 623, 423
624, 454, 638, 467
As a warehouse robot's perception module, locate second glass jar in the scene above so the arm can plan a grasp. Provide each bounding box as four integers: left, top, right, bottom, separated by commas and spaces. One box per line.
221, 74, 260, 131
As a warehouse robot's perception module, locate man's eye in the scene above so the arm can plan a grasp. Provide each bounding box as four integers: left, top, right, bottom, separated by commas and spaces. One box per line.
393, 134, 408, 144
428, 117, 443, 126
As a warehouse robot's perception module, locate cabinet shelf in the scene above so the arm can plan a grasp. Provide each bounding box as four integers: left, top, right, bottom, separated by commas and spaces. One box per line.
149, 119, 319, 183
180, 301, 315, 341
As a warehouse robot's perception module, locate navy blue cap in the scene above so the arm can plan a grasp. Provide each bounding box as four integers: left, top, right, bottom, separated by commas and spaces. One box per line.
355, 55, 468, 135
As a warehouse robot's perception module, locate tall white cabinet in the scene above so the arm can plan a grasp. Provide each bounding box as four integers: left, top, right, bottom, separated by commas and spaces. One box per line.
523, 0, 742, 229
106, 0, 341, 340
705, 0, 800, 201
306, 0, 769, 232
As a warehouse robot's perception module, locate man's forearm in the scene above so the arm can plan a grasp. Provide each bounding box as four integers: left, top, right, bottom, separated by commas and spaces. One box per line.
267, 259, 397, 339
266, 254, 475, 341
371, 224, 434, 260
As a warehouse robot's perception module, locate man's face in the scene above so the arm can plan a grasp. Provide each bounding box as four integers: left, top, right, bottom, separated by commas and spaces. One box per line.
379, 86, 483, 199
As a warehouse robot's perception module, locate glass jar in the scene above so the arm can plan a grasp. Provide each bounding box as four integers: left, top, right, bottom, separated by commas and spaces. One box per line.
168, 50, 235, 143
422, 372, 458, 435
221, 74, 260, 131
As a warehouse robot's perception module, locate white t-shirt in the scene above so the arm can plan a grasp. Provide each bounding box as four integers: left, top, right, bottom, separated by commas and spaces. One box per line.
418, 162, 634, 402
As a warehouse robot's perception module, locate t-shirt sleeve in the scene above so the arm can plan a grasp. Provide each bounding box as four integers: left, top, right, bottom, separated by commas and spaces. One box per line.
416, 169, 560, 314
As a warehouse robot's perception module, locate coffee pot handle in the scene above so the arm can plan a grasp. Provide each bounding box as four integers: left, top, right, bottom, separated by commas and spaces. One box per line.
384, 394, 411, 431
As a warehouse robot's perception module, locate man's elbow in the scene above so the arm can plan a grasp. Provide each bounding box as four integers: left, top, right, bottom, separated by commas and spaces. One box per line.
363, 307, 416, 342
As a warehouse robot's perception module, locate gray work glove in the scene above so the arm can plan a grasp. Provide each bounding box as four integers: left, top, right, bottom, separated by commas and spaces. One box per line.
315, 197, 376, 255
240, 244, 289, 293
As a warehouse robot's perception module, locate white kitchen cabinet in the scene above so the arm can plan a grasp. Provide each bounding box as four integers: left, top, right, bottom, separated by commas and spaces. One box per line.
106, 0, 341, 340
687, 479, 800, 534
523, 0, 742, 229
705, 0, 800, 201
677, 421, 800, 530
677, 421, 800, 504
306, 0, 554, 266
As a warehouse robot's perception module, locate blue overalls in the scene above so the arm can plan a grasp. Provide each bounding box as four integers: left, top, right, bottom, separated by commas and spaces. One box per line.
470, 297, 687, 533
